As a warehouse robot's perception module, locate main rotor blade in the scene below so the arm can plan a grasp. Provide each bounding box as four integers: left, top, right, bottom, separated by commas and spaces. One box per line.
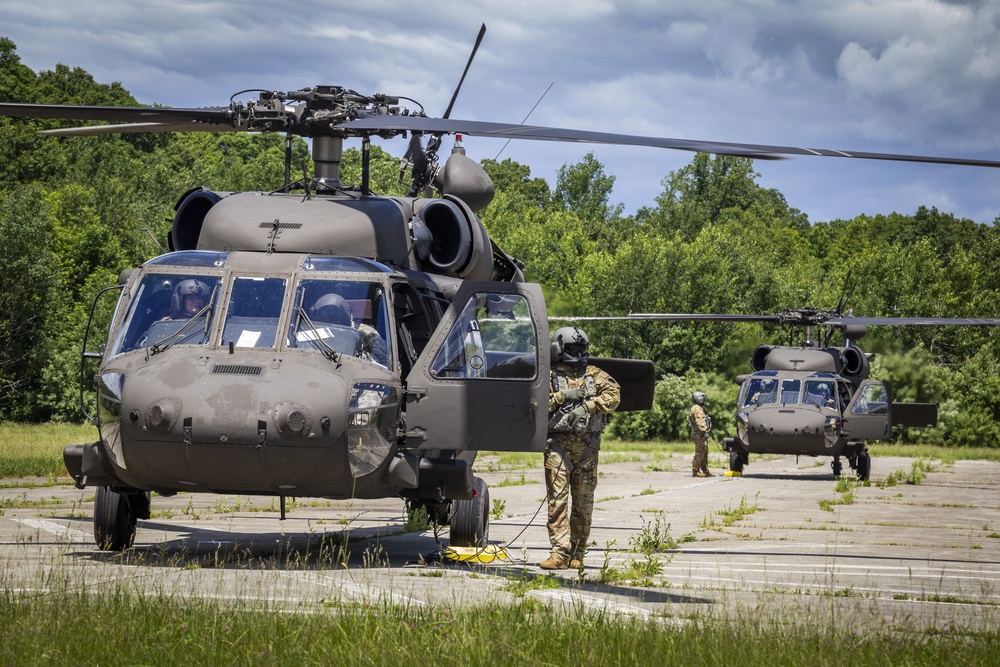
0, 102, 231, 125
39, 122, 242, 136
339, 116, 782, 158
549, 314, 783, 322
552, 313, 1000, 326
825, 316, 1000, 327
339, 116, 1000, 167
442, 23, 486, 120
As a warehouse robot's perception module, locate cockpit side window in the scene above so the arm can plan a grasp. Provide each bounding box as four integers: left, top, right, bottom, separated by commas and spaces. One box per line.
430, 292, 537, 380
110, 273, 222, 355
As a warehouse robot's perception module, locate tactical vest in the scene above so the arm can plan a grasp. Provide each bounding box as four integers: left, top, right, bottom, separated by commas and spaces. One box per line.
549, 366, 607, 434
688, 406, 712, 433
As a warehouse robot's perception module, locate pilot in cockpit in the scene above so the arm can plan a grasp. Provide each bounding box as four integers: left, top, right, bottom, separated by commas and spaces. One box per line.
309, 293, 354, 327
308, 293, 388, 367
165, 279, 209, 320
747, 378, 776, 405
806, 383, 835, 408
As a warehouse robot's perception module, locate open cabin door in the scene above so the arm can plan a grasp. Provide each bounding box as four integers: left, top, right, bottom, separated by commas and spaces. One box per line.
403, 281, 549, 452
843, 379, 892, 441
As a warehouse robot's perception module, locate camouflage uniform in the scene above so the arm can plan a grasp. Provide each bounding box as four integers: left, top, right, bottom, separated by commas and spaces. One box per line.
689, 403, 712, 476
545, 363, 620, 565
357, 322, 389, 367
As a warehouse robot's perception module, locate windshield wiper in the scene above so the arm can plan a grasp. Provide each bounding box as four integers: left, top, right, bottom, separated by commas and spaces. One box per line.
295, 306, 341, 363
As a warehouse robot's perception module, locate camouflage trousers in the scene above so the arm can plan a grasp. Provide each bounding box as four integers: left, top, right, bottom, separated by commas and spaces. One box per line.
544, 432, 601, 560
691, 431, 709, 474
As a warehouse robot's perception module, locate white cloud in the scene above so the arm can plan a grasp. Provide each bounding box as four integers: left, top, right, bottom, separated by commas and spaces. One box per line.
1, 0, 998, 223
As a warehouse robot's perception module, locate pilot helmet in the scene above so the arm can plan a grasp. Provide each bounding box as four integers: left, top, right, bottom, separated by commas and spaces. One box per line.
170, 279, 210, 318
310, 293, 353, 326
692, 391, 706, 406
551, 326, 590, 366
759, 379, 775, 392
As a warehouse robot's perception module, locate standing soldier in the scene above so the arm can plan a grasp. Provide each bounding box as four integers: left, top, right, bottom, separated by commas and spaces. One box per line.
540, 327, 620, 570
689, 391, 714, 477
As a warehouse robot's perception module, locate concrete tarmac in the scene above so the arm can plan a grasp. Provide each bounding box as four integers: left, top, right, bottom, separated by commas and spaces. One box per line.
1, 450, 998, 632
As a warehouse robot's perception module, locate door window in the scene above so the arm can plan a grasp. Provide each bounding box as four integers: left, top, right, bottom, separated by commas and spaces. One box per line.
850, 383, 890, 415
430, 293, 537, 380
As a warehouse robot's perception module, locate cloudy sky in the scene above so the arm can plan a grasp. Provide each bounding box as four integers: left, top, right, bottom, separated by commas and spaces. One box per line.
3, 0, 999, 224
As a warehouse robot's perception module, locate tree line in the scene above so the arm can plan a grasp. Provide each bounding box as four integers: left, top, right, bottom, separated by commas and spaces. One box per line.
2, 39, 999, 446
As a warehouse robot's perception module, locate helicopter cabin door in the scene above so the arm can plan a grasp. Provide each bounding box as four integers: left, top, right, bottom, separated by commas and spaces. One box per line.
403, 281, 549, 452
843, 379, 893, 441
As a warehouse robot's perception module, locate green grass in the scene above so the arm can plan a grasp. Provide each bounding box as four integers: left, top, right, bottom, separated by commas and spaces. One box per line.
0, 590, 996, 666
2, 424, 999, 482
869, 443, 1000, 464
0, 422, 94, 478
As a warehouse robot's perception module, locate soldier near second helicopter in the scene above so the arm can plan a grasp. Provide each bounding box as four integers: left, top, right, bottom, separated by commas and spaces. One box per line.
689, 391, 714, 477
541, 327, 620, 570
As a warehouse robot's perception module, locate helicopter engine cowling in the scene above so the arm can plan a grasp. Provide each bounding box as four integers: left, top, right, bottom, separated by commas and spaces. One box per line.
410, 196, 495, 281
840, 346, 871, 378
751, 345, 772, 371
433, 151, 495, 212
171, 187, 224, 251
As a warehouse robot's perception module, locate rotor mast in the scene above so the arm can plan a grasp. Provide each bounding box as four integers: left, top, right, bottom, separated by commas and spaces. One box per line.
313, 135, 343, 190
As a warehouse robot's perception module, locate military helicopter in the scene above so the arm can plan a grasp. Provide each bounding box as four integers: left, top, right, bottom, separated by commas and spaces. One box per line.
621, 298, 1000, 479
2, 25, 999, 550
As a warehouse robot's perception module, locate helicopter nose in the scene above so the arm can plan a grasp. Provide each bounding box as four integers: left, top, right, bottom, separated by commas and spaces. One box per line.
747, 409, 827, 454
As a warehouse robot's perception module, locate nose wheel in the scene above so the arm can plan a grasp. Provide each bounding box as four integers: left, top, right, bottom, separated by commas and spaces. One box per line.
855, 449, 872, 480
94, 486, 150, 551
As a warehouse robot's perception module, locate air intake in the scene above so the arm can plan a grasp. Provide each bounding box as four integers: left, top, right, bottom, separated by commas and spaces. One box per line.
211, 365, 263, 376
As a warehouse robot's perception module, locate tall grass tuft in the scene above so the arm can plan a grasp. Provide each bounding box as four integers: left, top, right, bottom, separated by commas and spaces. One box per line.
0, 589, 997, 666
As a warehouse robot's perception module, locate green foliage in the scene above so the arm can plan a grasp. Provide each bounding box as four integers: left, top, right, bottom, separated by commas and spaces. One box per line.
2, 40, 1000, 445
609, 370, 738, 441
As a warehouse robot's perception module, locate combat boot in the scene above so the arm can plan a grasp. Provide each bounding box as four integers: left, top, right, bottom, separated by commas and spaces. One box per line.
704, 471, 715, 477
539, 554, 569, 570
569, 557, 583, 569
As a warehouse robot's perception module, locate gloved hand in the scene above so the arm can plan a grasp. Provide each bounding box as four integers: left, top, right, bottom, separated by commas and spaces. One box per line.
561, 387, 586, 402
569, 404, 588, 421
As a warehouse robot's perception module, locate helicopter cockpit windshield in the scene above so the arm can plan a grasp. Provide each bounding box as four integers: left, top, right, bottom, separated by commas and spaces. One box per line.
803, 379, 838, 409
288, 278, 391, 368
112, 272, 223, 355
742, 374, 841, 409
743, 376, 778, 406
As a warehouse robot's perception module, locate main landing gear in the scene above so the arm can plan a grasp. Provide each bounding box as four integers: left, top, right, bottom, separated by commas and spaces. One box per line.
407, 475, 491, 548
839, 443, 872, 481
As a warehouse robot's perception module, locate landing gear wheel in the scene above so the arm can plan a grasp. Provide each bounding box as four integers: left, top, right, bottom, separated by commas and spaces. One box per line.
450, 476, 489, 547
856, 450, 872, 481
831, 458, 843, 478
729, 451, 744, 473
94, 486, 138, 551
